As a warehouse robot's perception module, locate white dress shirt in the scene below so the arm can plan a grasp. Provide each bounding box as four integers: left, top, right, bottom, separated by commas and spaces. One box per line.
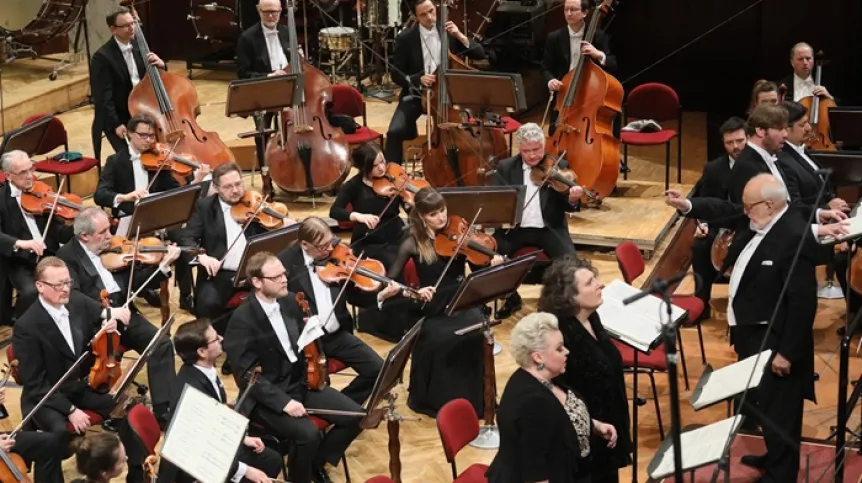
193, 364, 247, 482
747, 141, 789, 194
792, 73, 814, 102
112, 144, 149, 209
40, 296, 75, 353
728, 156, 736, 170
568, 25, 606, 70
9, 183, 43, 241
219, 198, 246, 271
263, 25, 289, 72
521, 162, 545, 229
419, 25, 442, 74
82, 241, 122, 294
256, 295, 298, 363
302, 249, 339, 332
115, 37, 140, 86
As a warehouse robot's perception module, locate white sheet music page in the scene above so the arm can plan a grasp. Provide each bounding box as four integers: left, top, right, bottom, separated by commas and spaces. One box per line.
160, 386, 249, 483
692, 350, 772, 410
596, 280, 686, 352
820, 210, 862, 244
649, 415, 743, 479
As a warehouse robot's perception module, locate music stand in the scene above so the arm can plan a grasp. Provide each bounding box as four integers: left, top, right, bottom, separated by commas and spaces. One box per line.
810, 151, 862, 205
232, 225, 302, 287
446, 253, 539, 449
0, 115, 51, 157
443, 70, 527, 114
226, 74, 302, 196
437, 186, 524, 228
827, 107, 862, 150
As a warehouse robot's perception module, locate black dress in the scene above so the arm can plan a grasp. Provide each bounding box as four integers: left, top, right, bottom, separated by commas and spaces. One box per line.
330, 174, 405, 269
553, 311, 633, 482
385, 236, 486, 417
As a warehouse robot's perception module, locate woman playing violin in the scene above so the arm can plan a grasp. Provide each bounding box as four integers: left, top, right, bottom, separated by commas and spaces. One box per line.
329, 142, 405, 269
377, 187, 503, 417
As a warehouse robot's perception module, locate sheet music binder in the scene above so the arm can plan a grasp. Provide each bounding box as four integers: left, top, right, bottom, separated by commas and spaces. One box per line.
690, 350, 772, 411
596, 280, 687, 352
647, 415, 744, 480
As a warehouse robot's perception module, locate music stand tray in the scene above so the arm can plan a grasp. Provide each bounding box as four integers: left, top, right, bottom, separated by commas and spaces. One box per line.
443, 70, 527, 113
0, 116, 52, 157
225, 74, 303, 118
126, 184, 203, 236
446, 253, 538, 314
827, 107, 862, 149
437, 186, 524, 228
233, 225, 302, 287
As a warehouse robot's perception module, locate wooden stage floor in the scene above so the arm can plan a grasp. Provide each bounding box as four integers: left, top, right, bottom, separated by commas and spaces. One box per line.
0, 59, 859, 482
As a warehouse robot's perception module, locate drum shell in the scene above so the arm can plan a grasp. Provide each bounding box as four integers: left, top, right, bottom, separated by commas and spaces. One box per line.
0, 0, 88, 45
189, 0, 242, 43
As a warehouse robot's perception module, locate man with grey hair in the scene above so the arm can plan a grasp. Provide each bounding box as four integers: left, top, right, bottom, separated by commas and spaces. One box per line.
0, 150, 74, 319
490, 122, 583, 318
778, 42, 834, 103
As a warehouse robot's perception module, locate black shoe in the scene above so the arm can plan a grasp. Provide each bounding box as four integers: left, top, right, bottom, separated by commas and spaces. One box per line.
221, 361, 232, 375
312, 465, 332, 483
740, 454, 767, 469
179, 294, 195, 313
140, 288, 161, 308
496, 293, 522, 320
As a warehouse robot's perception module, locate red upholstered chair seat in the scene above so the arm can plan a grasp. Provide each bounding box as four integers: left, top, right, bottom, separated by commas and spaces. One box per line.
345, 126, 384, 145
453, 463, 490, 483
500, 116, 521, 134
225, 290, 250, 309
613, 339, 668, 371
512, 246, 549, 260
33, 157, 100, 176
619, 129, 677, 145
65, 410, 105, 432
338, 202, 357, 230
328, 358, 348, 374
437, 398, 488, 482
330, 84, 383, 146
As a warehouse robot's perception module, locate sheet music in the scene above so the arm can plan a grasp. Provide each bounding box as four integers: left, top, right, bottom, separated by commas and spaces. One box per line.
160, 386, 248, 483
691, 350, 772, 410
596, 280, 686, 352
648, 415, 742, 479
819, 210, 862, 244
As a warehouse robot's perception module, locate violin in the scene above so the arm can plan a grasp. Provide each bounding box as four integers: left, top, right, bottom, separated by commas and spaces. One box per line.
140, 142, 202, 180
89, 290, 123, 392
19, 180, 83, 220
372, 162, 431, 206
317, 242, 418, 294
529, 155, 598, 202
296, 293, 329, 391
100, 236, 204, 272
230, 191, 292, 230
434, 215, 500, 266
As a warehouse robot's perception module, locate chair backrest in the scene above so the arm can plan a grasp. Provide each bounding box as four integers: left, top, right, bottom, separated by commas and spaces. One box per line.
625, 83, 680, 123
436, 398, 480, 463
330, 84, 365, 119
22, 114, 68, 155
615, 241, 645, 284
127, 404, 161, 455
403, 259, 420, 288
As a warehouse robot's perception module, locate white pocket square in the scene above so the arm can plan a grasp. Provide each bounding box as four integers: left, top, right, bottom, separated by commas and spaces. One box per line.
761, 260, 773, 266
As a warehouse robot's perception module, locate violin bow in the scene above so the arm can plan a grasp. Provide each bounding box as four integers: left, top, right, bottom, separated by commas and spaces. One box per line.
545, 150, 598, 203
218, 194, 271, 267
424, 207, 483, 309
36, 176, 66, 262
318, 249, 365, 331
234, 366, 262, 415
144, 136, 183, 193
126, 226, 141, 304
520, 150, 566, 213
110, 314, 177, 401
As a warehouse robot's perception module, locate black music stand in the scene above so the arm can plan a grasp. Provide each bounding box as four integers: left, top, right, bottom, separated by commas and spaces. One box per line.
437, 186, 524, 228
828, 107, 862, 150
232, 225, 302, 287
443, 70, 527, 114
446, 253, 539, 449
0, 115, 52, 157
226, 73, 302, 197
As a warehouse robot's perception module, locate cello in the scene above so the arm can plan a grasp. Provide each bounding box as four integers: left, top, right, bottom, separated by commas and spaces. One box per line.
264, 0, 351, 195
125, 4, 235, 170
798, 51, 837, 151
420, 0, 508, 188
546, 0, 623, 201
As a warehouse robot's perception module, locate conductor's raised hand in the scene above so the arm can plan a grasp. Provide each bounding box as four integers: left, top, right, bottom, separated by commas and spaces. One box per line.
664, 189, 691, 212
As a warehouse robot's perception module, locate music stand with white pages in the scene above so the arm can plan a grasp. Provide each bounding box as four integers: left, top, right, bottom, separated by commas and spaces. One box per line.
160, 386, 249, 483
646, 415, 744, 482
690, 350, 772, 411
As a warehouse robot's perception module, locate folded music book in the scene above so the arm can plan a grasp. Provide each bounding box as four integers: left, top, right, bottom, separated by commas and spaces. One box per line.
160, 386, 249, 483
690, 349, 772, 411
596, 279, 687, 352
647, 415, 743, 480
819, 210, 862, 244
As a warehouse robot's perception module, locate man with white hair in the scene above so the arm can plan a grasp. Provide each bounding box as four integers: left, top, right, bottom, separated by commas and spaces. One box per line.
491, 122, 583, 318
0, 150, 74, 318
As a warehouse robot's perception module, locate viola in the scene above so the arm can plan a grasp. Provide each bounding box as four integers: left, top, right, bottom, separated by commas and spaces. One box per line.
140, 142, 202, 179
19, 180, 83, 220
317, 242, 417, 294
296, 293, 329, 391
434, 215, 500, 266
529, 156, 598, 202
89, 290, 123, 392
230, 191, 292, 230
100, 236, 204, 272
372, 162, 431, 206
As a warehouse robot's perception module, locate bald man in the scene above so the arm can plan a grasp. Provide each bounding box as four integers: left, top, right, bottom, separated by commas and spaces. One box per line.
778, 42, 834, 103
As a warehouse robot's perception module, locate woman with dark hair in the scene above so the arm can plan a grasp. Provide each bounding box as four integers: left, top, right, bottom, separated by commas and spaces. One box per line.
70, 432, 127, 482
378, 186, 503, 416
537, 256, 632, 483
329, 142, 405, 269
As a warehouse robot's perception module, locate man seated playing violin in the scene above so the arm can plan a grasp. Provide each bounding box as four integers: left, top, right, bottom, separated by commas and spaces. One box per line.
0, 387, 65, 481
0, 150, 75, 319
158, 319, 282, 483
225, 251, 364, 483
490, 123, 583, 318
11, 257, 147, 481
276, 217, 384, 406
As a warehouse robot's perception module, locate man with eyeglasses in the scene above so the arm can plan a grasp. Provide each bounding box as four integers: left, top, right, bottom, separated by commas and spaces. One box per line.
0, 150, 75, 319
90, 6, 167, 161
277, 217, 383, 406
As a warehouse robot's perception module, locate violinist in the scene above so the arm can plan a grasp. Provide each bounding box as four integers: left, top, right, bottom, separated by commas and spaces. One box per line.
383, 0, 485, 165
779, 42, 834, 103
489, 123, 582, 319
224, 252, 364, 483
158, 319, 282, 483
90, 6, 167, 161
276, 217, 384, 405
0, 150, 75, 318
0, 387, 65, 482
56, 207, 180, 425
69, 432, 127, 483
329, 142, 405, 269
377, 187, 503, 416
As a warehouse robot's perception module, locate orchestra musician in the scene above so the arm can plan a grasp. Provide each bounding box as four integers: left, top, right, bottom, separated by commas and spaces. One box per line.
224, 251, 364, 483
778, 42, 833, 103
0, 150, 75, 319
747, 80, 780, 113
277, 217, 384, 405
383, 0, 486, 164
158, 319, 282, 483
69, 432, 127, 483
490, 123, 583, 319
0, 388, 65, 482
90, 6, 167, 161
56, 206, 181, 425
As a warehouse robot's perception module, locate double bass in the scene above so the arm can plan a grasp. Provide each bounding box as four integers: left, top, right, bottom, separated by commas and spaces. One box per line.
546, 0, 623, 201
264, 1, 351, 194
126, 4, 235, 170
420, 0, 508, 188
798, 51, 837, 151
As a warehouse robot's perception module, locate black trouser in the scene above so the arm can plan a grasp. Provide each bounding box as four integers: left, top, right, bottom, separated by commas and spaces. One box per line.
119, 311, 178, 409
758, 370, 805, 482
8, 261, 37, 318
834, 250, 861, 324
384, 97, 422, 165
195, 269, 240, 336
691, 232, 718, 309
8, 430, 64, 482
494, 226, 576, 261
321, 330, 383, 405
251, 388, 363, 483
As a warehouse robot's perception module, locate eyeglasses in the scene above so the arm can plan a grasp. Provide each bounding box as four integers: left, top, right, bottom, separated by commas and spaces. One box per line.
38, 280, 73, 290
743, 199, 769, 211
260, 9, 282, 15
204, 335, 223, 346
261, 271, 288, 282
11, 167, 35, 177
133, 131, 156, 140
311, 237, 339, 252
113, 22, 134, 29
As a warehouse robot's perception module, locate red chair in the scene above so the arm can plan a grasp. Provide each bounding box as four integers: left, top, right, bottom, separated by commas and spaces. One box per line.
126, 404, 161, 455
366, 477, 395, 483
338, 202, 357, 231
611, 338, 666, 439
513, 246, 550, 285
330, 85, 384, 146
500, 116, 521, 155
22, 114, 101, 194
619, 83, 682, 190
224, 290, 250, 309
403, 259, 421, 289
437, 399, 489, 483
0, 173, 6, 183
